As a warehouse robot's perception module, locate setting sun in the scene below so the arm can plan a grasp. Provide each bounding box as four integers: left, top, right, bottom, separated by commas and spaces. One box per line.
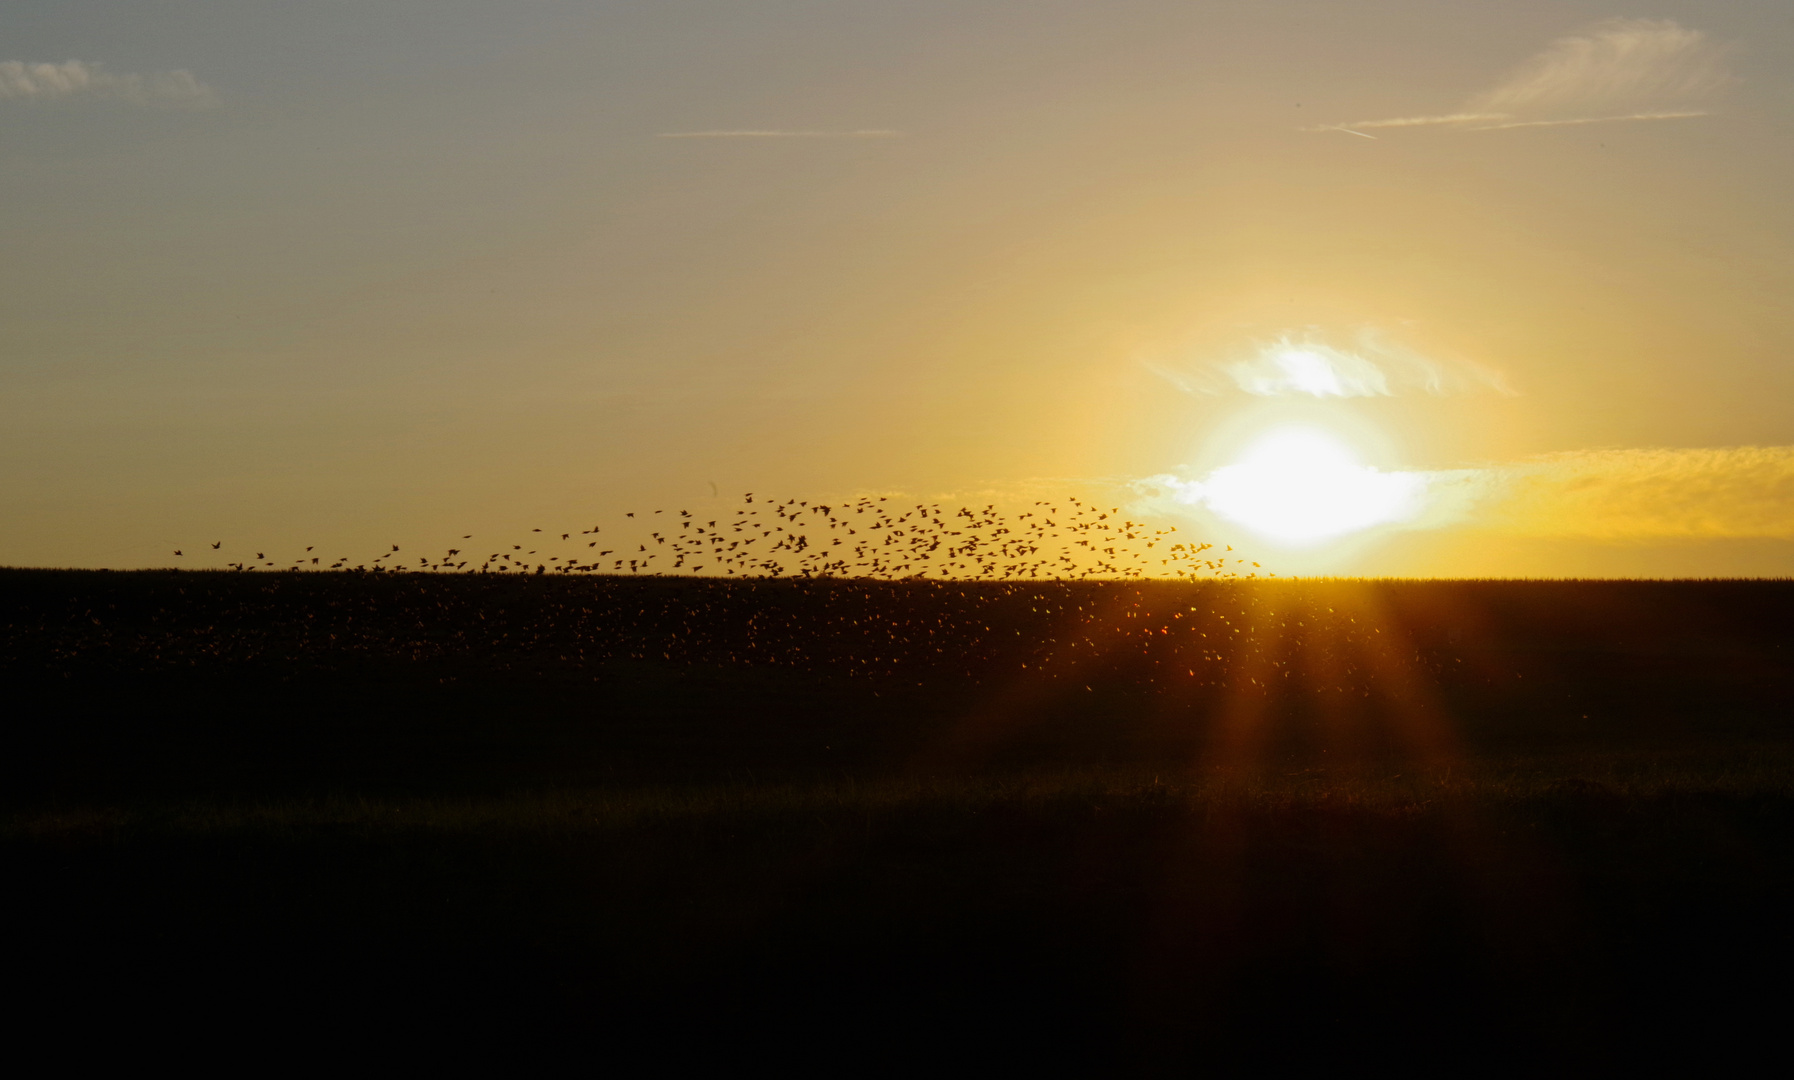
1199, 427, 1425, 546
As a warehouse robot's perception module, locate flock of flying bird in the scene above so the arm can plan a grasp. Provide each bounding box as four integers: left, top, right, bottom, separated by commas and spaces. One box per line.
13, 567, 1397, 695
174, 493, 1266, 581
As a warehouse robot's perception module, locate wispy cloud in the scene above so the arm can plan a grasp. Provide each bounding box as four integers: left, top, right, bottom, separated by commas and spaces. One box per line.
1470, 19, 1731, 116
1306, 19, 1730, 137
1474, 447, 1794, 541
1147, 330, 1513, 399
657, 129, 902, 139
0, 60, 218, 108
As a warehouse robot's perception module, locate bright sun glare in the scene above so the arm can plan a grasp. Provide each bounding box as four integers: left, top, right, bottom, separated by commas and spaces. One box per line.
1200, 427, 1425, 546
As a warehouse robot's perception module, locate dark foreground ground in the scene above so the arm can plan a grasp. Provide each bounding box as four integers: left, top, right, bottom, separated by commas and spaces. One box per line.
6, 570, 1794, 1066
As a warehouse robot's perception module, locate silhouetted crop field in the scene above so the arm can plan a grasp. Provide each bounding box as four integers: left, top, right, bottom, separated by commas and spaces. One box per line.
6, 570, 1793, 1065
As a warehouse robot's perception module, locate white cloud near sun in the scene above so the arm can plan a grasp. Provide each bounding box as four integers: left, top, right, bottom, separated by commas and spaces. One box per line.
0, 60, 218, 108
1307, 18, 1730, 137
1148, 330, 1512, 399
1476, 447, 1794, 541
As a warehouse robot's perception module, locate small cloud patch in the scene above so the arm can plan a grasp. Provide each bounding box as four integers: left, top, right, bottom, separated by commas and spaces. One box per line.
0, 60, 218, 108
1478, 447, 1794, 541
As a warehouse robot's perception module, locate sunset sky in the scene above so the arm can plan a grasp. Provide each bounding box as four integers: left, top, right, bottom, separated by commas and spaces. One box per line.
4, 1, 1793, 576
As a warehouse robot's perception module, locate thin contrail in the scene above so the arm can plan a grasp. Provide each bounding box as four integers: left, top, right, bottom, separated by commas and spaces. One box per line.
1469, 110, 1707, 130
657, 129, 903, 139
1296, 123, 1378, 139
1301, 113, 1506, 134
1302, 109, 1707, 136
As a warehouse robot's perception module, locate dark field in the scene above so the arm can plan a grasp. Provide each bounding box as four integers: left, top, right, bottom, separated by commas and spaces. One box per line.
7, 570, 1794, 1065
